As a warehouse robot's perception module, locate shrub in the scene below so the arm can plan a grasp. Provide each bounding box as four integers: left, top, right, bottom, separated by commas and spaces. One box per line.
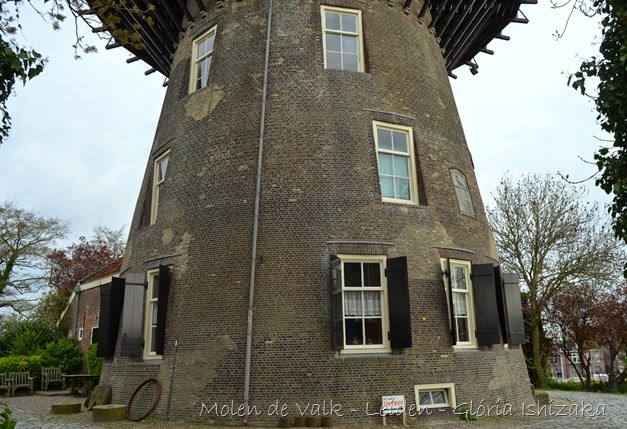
0, 356, 43, 389
0, 403, 16, 429
41, 338, 82, 374
87, 344, 103, 376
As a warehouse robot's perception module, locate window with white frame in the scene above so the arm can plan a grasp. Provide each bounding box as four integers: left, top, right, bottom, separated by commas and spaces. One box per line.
144, 269, 161, 358
570, 353, 580, 363
441, 259, 476, 347
450, 261, 475, 345
150, 150, 170, 225
373, 122, 418, 204
415, 383, 456, 409
190, 26, 216, 92
77, 327, 83, 341
340, 255, 389, 351
321, 6, 364, 72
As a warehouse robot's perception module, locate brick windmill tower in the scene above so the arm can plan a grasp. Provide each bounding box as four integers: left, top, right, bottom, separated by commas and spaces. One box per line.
89, 0, 536, 424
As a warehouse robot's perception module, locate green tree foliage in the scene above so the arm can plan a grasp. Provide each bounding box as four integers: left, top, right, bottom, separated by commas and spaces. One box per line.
0, 201, 68, 313
0, 402, 16, 429
563, 1, 627, 255
487, 173, 625, 388
40, 337, 82, 374
87, 343, 102, 376
0, 318, 55, 356
0, 355, 42, 387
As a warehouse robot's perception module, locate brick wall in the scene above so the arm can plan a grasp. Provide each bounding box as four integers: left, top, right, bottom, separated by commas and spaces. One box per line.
100, 0, 533, 424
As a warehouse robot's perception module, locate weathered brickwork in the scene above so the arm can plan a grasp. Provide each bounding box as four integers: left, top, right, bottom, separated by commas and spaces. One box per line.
100, 0, 533, 424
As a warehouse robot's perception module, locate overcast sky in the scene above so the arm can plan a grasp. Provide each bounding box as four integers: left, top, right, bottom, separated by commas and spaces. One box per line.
0, 2, 611, 248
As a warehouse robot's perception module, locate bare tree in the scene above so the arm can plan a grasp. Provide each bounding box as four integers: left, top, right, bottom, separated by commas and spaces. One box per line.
487, 173, 624, 387
0, 201, 68, 312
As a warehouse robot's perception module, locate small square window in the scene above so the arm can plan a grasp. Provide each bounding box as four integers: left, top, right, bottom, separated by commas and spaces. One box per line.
91, 326, 99, 344
77, 328, 84, 341
321, 6, 365, 72
190, 27, 217, 93
415, 383, 456, 410
373, 122, 418, 204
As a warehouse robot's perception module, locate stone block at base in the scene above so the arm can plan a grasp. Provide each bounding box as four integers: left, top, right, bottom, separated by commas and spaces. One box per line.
92, 404, 127, 422
51, 402, 82, 414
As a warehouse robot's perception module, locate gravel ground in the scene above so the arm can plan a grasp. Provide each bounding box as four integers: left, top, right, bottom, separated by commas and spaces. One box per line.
2, 390, 626, 428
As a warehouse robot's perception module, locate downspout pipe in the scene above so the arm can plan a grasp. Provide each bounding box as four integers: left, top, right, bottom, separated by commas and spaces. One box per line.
243, 0, 274, 424
72, 285, 81, 336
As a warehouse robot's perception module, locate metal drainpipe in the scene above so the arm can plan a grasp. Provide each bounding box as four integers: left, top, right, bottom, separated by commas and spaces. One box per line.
243, 0, 273, 424
72, 285, 81, 336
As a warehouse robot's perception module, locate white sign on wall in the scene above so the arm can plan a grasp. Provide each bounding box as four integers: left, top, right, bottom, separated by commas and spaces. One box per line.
381, 395, 405, 416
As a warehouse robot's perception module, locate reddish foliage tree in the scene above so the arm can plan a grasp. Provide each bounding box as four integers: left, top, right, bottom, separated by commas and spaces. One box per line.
549, 285, 600, 390
595, 284, 627, 391
48, 228, 124, 293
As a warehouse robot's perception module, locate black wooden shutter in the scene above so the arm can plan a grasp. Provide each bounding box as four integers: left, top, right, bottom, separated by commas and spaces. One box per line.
386, 256, 412, 349
155, 265, 171, 355
445, 259, 456, 344
503, 273, 525, 345
471, 264, 501, 346
493, 265, 509, 343
330, 256, 344, 350
97, 277, 125, 358
120, 272, 146, 357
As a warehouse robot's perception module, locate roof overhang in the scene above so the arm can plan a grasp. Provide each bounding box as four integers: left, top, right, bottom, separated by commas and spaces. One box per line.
82, 0, 535, 77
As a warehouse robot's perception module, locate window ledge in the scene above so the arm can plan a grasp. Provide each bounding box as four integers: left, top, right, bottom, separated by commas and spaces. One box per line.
452, 345, 479, 351
336, 352, 403, 360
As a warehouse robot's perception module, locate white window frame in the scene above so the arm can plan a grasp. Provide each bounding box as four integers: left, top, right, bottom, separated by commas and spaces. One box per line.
414, 383, 456, 410
143, 269, 162, 359
321, 6, 365, 72
373, 121, 418, 205
441, 259, 477, 349
338, 254, 391, 354
570, 353, 580, 364
189, 26, 217, 93
150, 150, 170, 225
90, 326, 99, 344
77, 327, 83, 341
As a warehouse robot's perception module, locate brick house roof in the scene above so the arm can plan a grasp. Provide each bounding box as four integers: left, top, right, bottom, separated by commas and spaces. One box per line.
78, 258, 123, 285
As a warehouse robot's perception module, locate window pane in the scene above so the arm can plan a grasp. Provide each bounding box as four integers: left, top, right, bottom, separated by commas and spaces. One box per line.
326, 52, 342, 69
344, 291, 362, 316
457, 317, 469, 342
342, 35, 358, 54
341, 14, 357, 33
419, 392, 432, 406
452, 266, 467, 289
152, 304, 158, 324
205, 33, 215, 54
364, 318, 383, 344
432, 391, 446, 404
197, 38, 207, 59
152, 276, 160, 298
325, 34, 341, 52
342, 53, 359, 71
380, 176, 394, 198
345, 319, 363, 345
363, 263, 381, 286
158, 158, 168, 182
201, 56, 212, 89
392, 131, 408, 153
150, 327, 157, 352
378, 153, 393, 175
326, 12, 341, 30
363, 291, 381, 316
344, 262, 362, 286
393, 155, 409, 177
395, 178, 410, 200
377, 128, 393, 150
453, 293, 467, 316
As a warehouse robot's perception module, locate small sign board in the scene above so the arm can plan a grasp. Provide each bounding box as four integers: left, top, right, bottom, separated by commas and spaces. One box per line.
381, 395, 405, 415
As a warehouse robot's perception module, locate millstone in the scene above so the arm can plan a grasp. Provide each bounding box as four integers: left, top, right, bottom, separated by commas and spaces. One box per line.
51, 402, 82, 414
92, 404, 127, 422
86, 384, 113, 411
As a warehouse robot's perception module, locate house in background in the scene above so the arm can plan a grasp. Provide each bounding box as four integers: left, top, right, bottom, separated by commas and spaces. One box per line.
549, 349, 626, 381
59, 258, 123, 357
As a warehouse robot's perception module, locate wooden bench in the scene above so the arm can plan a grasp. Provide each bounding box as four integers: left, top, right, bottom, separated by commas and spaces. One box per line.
8, 371, 33, 396
41, 367, 65, 391
0, 373, 9, 397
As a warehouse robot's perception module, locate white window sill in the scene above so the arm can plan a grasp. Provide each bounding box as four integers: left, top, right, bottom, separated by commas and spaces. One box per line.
452, 344, 478, 351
